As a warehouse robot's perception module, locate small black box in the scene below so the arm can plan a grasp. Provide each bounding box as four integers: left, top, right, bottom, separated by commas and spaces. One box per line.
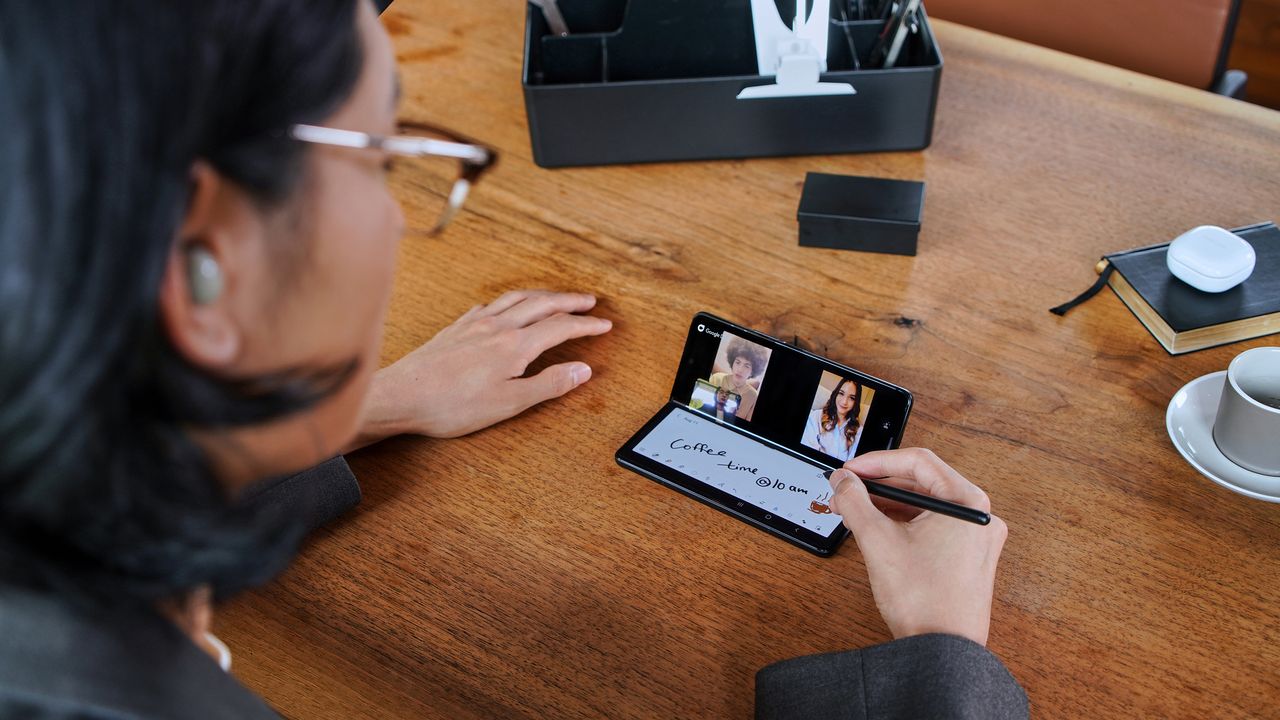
797, 172, 925, 256
522, 1, 943, 168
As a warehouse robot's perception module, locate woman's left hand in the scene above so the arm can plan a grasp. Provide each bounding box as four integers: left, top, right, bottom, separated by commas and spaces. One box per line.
348, 290, 612, 449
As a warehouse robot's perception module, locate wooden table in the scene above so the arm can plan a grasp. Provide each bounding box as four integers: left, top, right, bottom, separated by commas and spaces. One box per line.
219, 3, 1280, 717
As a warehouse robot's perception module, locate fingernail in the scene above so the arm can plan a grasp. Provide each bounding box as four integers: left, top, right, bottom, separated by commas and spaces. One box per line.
827, 469, 850, 490
572, 364, 592, 385
600, 318, 613, 329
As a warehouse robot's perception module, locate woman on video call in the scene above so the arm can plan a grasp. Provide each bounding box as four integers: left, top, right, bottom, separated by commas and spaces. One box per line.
709, 338, 766, 422
802, 378, 864, 462
0, 1, 1024, 717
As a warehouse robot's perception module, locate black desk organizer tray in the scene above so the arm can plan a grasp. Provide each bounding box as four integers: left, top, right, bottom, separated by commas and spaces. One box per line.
522, 0, 943, 167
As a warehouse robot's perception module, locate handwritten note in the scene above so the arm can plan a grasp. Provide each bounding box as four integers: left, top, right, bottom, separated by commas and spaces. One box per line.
635, 409, 842, 534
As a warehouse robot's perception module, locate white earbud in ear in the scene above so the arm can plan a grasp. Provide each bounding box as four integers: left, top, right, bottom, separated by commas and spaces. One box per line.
186, 246, 223, 305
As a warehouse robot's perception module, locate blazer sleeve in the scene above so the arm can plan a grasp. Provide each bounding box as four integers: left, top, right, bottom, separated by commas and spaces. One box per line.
755, 634, 1029, 720
239, 456, 362, 535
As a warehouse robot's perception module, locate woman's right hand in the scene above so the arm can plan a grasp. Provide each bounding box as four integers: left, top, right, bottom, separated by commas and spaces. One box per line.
827, 448, 1009, 647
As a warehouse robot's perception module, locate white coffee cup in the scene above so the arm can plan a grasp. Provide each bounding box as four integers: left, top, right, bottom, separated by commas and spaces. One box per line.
1213, 347, 1280, 476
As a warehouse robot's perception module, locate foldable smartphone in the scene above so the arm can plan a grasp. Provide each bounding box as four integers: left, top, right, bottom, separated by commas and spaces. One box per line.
616, 313, 913, 555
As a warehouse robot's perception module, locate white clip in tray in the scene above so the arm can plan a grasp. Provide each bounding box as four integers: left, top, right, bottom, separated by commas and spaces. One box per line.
737, 0, 856, 99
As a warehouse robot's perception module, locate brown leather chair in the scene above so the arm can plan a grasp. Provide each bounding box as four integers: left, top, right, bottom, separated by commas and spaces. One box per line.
924, 0, 1246, 96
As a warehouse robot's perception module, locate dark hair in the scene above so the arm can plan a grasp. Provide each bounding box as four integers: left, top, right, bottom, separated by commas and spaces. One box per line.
0, 0, 364, 606
724, 338, 767, 379
821, 378, 862, 451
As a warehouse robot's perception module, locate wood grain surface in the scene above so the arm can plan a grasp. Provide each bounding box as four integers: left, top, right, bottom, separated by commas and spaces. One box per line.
217, 4, 1280, 718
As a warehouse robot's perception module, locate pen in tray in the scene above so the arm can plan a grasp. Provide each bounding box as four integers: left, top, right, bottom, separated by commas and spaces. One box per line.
822, 469, 992, 526
528, 0, 570, 37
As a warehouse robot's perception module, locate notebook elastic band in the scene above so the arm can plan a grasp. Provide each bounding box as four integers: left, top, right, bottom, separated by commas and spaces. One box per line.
1049, 262, 1115, 316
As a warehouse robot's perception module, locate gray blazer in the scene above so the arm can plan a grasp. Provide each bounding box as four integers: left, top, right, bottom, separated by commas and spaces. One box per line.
0, 457, 1028, 718
0, 583, 281, 719
0, 457, 359, 720
756, 634, 1029, 719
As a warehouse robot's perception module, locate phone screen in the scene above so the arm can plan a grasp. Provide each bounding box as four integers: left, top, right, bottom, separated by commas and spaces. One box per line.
631, 407, 844, 535
617, 312, 913, 555
669, 314, 912, 466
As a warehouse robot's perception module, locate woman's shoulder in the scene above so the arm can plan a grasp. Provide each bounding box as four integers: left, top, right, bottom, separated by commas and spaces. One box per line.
0, 583, 280, 719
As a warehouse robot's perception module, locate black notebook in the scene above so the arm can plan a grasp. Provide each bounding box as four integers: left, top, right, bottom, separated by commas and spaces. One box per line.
1103, 222, 1280, 354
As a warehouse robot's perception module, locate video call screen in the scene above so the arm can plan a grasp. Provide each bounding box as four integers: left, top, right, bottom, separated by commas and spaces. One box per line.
663, 315, 910, 467
621, 313, 912, 547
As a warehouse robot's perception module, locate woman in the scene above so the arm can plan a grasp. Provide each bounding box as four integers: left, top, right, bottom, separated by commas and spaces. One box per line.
0, 1, 1024, 717
0, 1, 610, 715
708, 338, 767, 422
802, 378, 864, 462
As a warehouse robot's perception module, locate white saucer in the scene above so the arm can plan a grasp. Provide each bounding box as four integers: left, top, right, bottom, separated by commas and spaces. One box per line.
1166, 371, 1280, 503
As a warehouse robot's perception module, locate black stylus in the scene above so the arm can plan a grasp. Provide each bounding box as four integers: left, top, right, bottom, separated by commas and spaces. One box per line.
822, 469, 991, 525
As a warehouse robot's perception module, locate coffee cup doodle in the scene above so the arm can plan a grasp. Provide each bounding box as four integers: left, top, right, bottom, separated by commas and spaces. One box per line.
809, 491, 832, 514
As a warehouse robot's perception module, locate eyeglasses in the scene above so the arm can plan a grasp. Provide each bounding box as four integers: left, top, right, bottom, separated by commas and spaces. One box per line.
290, 120, 498, 235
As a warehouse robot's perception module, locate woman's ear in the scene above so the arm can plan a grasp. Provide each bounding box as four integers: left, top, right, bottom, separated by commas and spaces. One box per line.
158, 161, 244, 370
